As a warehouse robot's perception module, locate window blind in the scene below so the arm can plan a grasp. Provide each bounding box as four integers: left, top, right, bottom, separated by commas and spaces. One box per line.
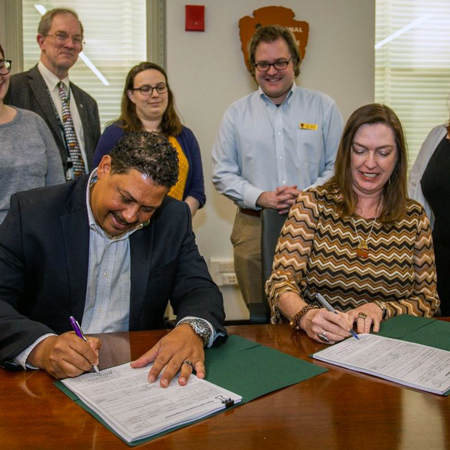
375, 0, 450, 170
22, 0, 147, 130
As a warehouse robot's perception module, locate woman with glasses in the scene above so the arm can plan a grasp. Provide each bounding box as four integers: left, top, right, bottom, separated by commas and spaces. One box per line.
93, 62, 205, 216
0, 43, 65, 224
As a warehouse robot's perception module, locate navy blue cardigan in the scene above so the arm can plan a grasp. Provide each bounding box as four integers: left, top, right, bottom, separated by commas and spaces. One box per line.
93, 123, 206, 207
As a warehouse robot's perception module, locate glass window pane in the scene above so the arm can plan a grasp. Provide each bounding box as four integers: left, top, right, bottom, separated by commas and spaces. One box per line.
375, 0, 450, 170
22, 0, 147, 130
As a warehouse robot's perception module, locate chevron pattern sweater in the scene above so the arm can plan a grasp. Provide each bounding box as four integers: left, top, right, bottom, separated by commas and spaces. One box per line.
266, 187, 440, 323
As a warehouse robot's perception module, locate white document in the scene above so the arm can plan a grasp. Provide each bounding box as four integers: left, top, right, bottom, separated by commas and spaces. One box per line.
61, 363, 242, 443
313, 334, 450, 395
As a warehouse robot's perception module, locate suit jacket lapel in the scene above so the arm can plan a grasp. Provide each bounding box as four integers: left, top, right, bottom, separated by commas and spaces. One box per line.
60, 177, 91, 320
27, 66, 64, 147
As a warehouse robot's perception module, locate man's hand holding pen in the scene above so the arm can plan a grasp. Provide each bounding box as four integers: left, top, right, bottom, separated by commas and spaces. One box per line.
27, 333, 101, 379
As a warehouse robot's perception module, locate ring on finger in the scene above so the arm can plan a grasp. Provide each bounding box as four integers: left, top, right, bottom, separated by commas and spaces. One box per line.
182, 360, 194, 369
358, 312, 368, 320
318, 333, 330, 343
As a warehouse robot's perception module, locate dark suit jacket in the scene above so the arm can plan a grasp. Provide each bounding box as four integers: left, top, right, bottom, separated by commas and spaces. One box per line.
0, 176, 226, 363
5, 65, 101, 171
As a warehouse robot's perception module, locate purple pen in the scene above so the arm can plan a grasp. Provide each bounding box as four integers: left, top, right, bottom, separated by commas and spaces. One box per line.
69, 316, 100, 375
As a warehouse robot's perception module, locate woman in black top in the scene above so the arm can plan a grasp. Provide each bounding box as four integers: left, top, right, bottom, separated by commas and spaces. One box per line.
409, 121, 450, 316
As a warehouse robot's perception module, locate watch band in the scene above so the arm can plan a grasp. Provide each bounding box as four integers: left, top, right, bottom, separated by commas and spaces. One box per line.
374, 300, 388, 320
177, 318, 212, 347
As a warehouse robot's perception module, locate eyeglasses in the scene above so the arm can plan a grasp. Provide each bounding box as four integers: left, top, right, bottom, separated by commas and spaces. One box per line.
0, 59, 12, 75
131, 84, 168, 96
45, 32, 85, 47
254, 57, 293, 72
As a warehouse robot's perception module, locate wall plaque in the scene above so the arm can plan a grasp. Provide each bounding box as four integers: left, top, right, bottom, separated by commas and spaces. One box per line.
239, 6, 309, 72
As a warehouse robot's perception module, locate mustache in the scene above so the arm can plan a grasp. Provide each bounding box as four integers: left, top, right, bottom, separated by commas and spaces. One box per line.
112, 213, 138, 226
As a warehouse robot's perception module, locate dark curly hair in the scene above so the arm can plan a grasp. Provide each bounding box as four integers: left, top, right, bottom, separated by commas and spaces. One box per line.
110, 131, 179, 188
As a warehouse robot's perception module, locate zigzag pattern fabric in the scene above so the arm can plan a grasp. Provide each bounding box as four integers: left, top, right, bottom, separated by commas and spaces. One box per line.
58, 82, 85, 179
168, 136, 189, 200
266, 187, 440, 323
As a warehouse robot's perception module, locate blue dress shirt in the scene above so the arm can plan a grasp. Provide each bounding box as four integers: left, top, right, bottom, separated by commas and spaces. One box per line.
212, 84, 344, 209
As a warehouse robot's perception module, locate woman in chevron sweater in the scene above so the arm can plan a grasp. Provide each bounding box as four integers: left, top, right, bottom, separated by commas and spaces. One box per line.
266, 103, 440, 344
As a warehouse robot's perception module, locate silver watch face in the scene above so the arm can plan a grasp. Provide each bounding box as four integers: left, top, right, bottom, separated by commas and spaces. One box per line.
193, 321, 208, 334
179, 319, 211, 345
192, 322, 210, 340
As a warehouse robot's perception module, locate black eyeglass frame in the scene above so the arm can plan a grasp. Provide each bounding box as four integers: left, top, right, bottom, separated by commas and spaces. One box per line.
254, 57, 293, 72
0, 59, 12, 75
130, 84, 169, 96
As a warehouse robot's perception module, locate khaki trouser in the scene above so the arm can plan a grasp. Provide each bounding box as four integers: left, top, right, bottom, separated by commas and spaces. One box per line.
230, 209, 262, 306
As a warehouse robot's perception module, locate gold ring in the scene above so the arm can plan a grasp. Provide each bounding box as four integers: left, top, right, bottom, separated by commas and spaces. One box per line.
358, 312, 368, 319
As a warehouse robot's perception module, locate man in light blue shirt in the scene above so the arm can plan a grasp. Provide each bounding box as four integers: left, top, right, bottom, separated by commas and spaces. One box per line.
212, 25, 343, 306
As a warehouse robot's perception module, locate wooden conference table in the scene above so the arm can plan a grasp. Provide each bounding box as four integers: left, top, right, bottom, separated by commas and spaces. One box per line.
2, 323, 450, 450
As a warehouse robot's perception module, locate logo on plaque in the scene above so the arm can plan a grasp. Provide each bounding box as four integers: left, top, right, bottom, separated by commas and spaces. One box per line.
239, 6, 310, 72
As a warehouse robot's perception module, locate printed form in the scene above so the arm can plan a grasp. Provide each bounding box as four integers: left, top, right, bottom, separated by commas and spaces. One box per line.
62, 363, 241, 443
313, 334, 450, 395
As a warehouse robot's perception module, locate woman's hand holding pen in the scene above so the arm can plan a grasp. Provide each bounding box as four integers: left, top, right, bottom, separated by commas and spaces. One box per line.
27, 333, 101, 379
300, 308, 352, 345
278, 291, 353, 345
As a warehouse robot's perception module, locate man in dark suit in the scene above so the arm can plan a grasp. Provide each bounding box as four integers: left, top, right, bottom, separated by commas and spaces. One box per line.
5, 7, 100, 177
0, 132, 226, 387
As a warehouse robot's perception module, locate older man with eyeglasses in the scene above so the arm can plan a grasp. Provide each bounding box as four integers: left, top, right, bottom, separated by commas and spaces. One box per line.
212, 25, 344, 308
5, 8, 100, 181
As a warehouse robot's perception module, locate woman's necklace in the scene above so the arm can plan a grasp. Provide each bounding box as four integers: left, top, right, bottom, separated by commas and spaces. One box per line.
352, 215, 378, 259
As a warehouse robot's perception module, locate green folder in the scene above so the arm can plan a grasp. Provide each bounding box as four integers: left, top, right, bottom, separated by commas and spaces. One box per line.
378, 315, 450, 351
56, 334, 327, 446
377, 315, 437, 339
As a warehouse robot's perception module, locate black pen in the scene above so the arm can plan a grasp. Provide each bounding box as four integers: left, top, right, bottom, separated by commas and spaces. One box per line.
315, 293, 359, 340
70, 316, 100, 375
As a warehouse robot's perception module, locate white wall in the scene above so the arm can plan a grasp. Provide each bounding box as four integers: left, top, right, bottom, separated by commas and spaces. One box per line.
166, 0, 375, 320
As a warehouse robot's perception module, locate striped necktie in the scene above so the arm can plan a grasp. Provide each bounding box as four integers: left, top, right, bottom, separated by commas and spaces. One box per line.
58, 82, 85, 179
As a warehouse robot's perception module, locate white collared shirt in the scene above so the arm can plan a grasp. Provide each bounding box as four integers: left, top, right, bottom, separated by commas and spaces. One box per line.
38, 61, 89, 172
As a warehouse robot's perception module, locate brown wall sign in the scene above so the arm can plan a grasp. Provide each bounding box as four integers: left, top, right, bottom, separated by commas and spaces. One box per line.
239, 6, 309, 72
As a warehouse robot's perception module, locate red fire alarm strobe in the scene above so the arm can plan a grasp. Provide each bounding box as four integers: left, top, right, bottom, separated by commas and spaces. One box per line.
186, 5, 205, 31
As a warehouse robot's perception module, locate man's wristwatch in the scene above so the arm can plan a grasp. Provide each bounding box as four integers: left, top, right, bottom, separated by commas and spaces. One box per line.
177, 318, 212, 347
